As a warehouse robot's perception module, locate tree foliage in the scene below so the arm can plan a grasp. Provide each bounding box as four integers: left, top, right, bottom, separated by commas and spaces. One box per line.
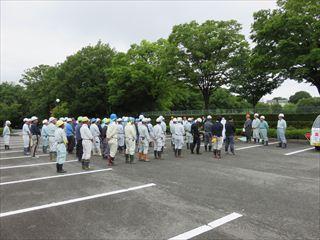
251, 0, 320, 93
289, 91, 312, 103
169, 20, 249, 109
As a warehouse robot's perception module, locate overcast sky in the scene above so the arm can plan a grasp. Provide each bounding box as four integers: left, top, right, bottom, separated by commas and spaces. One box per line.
1, 0, 318, 100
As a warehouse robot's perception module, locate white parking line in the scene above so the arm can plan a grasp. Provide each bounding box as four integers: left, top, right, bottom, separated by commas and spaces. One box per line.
235, 142, 278, 150
0, 160, 78, 170
0, 150, 24, 154
0, 183, 156, 217
0, 168, 112, 186
168, 212, 242, 240
284, 147, 315, 156
0, 154, 48, 160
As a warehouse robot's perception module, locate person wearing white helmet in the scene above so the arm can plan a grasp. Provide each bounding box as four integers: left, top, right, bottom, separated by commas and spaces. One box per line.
55, 120, 68, 173
190, 118, 202, 154
138, 118, 151, 162
259, 116, 269, 146
159, 116, 167, 152
204, 115, 213, 152
170, 118, 177, 150
107, 114, 118, 166
22, 118, 32, 155
80, 117, 94, 170
3, 120, 11, 150
47, 117, 58, 161
153, 117, 164, 159
184, 118, 193, 149
90, 118, 102, 156
277, 113, 287, 148
252, 113, 261, 144
174, 117, 185, 157
30, 116, 41, 158
146, 118, 154, 149
41, 119, 49, 153
116, 118, 125, 153
124, 117, 137, 163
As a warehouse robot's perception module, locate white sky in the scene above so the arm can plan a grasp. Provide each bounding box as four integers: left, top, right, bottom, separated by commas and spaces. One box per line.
1, 0, 318, 99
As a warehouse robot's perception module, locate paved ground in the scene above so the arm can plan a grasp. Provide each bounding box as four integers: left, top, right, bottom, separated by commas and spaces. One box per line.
0, 134, 319, 240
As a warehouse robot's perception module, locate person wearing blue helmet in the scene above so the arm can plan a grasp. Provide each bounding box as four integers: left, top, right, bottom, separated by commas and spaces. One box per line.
106, 113, 118, 166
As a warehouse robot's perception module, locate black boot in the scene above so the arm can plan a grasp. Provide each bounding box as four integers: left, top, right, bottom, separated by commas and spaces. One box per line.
178, 149, 182, 158
204, 145, 207, 152
174, 149, 178, 157
130, 155, 135, 164
209, 146, 212, 152
265, 141, 268, 146
125, 154, 129, 163
254, 138, 256, 144
82, 160, 86, 170
190, 143, 194, 154
186, 143, 190, 149
56, 163, 59, 172
261, 140, 264, 145
213, 150, 217, 158
154, 151, 158, 159
58, 164, 67, 173
282, 143, 287, 148
277, 142, 282, 147
217, 150, 221, 159
157, 151, 162, 160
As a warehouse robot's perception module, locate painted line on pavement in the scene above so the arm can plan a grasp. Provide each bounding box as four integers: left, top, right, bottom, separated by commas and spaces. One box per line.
284, 147, 315, 156
0, 183, 156, 218
0, 160, 78, 170
235, 142, 278, 150
0, 168, 112, 186
168, 212, 242, 240
0, 154, 48, 160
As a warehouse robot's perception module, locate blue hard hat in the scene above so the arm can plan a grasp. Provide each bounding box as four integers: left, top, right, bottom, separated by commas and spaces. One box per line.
110, 113, 117, 120
91, 118, 96, 123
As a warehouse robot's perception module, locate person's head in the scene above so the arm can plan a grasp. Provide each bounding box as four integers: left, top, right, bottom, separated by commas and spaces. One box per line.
217, 116, 222, 122
67, 118, 72, 123
31, 116, 38, 124
188, 117, 193, 122
110, 113, 117, 122
91, 118, 97, 124
156, 117, 161, 124
183, 116, 187, 120
196, 118, 202, 125
278, 113, 284, 120
173, 118, 177, 123
5, 120, 11, 126
96, 118, 101, 124
260, 116, 265, 121
49, 117, 57, 124
254, 113, 259, 119
177, 117, 183, 123
207, 115, 212, 121
246, 113, 251, 119
56, 120, 65, 129
82, 117, 90, 124
116, 118, 122, 123
77, 116, 83, 124
228, 117, 233, 122
42, 119, 48, 125
142, 118, 148, 125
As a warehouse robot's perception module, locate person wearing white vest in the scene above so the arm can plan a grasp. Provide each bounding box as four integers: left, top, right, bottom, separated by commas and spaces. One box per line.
252, 113, 261, 143
107, 113, 118, 166
139, 118, 151, 162
124, 117, 137, 163
80, 117, 93, 170
277, 113, 287, 148
22, 118, 31, 155
3, 121, 11, 150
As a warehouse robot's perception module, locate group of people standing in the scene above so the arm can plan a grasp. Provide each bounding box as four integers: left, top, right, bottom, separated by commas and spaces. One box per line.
2, 112, 288, 173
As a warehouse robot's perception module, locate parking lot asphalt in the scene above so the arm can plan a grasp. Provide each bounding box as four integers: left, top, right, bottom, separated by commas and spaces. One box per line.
0, 135, 319, 240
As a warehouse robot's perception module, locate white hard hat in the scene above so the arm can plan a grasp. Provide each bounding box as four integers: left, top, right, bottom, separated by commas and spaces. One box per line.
123, 117, 128, 122
5, 120, 11, 125
260, 116, 265, 120
139, 115, 144, 120
31, 116, 38, 121
49, 117, 55, 122
188, 118, 193, 121
173, 118, 177, 122
142, 118, 148, 123
196, 118, 202, 123
67, 118, 72, 122
254, 113, 259, 117
156, 117, 161, 123
23, 118, 28, 122
207, 115, 212, 119
279, 113, 284, 118
116, 118, 122, 122
177, 117, 182, 122
42, 119, 48, 124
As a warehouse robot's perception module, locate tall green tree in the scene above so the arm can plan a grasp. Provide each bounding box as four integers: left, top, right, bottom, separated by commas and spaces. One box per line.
168, 20, 250, 109
289, 91, 312, 104
107, 39, 178, 114
57, 41, 116, 116
251, 0, 320, 94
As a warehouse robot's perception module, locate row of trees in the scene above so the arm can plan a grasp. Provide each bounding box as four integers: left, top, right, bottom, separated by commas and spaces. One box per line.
1, 0, 319, 126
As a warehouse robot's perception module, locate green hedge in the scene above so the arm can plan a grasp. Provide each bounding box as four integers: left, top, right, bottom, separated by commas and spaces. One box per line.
235, 128, 309, 140
0, 128, 2, 136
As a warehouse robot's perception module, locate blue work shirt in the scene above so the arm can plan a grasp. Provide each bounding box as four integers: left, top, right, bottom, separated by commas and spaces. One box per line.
65, 123, 74, 137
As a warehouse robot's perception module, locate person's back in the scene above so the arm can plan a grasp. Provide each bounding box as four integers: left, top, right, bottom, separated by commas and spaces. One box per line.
212, 121, 223, 137
225, 121, 235, 137
204, 120, 213, 133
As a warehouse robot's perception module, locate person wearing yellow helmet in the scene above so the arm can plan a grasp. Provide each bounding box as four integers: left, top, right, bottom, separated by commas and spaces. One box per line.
55, 120, 68, 173
80, 117, 93, 170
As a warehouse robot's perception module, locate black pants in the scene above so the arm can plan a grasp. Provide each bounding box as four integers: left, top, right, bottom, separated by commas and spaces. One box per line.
76, 139, 83, 161
67, 135, 75, 153
191, 136, 201, 154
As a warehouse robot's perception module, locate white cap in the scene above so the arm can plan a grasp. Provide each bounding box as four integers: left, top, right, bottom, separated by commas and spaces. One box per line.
279, 113, 284, 118
42, 119, 48, 124
156, 117, 161, 123
188, 118, 193, 121
159, 116, 164, 121
142, 118, 148, 123
139, 115, 144, 120
23, 118, 28, 122
196, 118, 202, 123
173, 118, 177, 122
207, 115, 212, 119
117, 118, 122, 122
67, 118, 72, 122
5, 120, 11, 125
254, 113, 259, 117
177, 117, 182, 122
260, 116, 265, 120
31, 116, 38, 121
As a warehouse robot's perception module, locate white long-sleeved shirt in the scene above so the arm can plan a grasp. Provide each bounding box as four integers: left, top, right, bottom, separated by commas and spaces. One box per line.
124, 123, 136, 140
277, 119, 287, 129
117, 124, 124, 135
90, 123, 100, 138
80, 124, 93, 140
3, 126, 10, 136
107, 122, 118, 140
47, 123, 57, 137
184, 122, 192, 133
252, 118, 261, 129
153, 124, 163, 139
174, 123, 185, 136
55, 127, 67, 144
139, 124, 150, 141
22, 123, 31, 135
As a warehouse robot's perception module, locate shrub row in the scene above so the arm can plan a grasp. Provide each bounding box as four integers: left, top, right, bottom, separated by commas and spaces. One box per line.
235, 128, 310, 140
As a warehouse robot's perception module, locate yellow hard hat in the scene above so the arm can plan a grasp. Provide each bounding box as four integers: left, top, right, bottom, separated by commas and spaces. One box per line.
56, 120, 64, 127
82, 116, 89, 122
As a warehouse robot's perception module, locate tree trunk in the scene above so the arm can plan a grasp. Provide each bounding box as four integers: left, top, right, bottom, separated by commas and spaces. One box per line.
201, 88, 210, 110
